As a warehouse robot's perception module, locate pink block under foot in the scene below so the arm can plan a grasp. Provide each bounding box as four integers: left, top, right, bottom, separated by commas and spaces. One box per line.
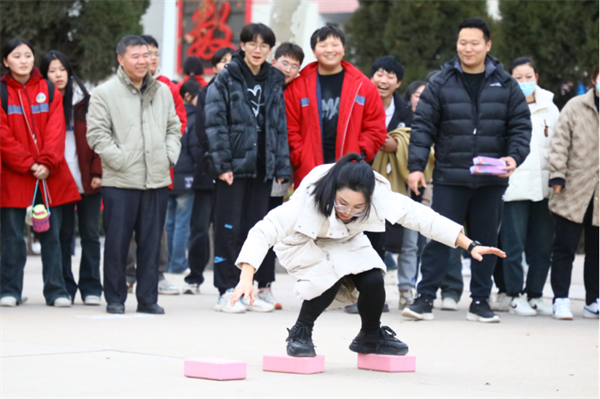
357, 354, 416, 372
263, 354, 325, 374
184, 358, 247, 380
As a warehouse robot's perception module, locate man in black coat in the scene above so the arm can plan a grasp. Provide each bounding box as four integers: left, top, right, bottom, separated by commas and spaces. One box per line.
204, 23, 291, 313
402, 17, 531, 323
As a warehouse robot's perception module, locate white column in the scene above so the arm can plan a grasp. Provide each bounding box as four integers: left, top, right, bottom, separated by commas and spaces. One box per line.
161, 0, 178, 79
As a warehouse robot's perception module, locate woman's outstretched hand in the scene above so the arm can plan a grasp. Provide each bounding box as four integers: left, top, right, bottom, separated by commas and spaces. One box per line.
230, 263, 256, 307
470, 245, 506, 262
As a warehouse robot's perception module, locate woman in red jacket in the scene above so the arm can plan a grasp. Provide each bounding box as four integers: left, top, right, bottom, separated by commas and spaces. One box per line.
41, 50, 103, 306
0, 38, 80, 308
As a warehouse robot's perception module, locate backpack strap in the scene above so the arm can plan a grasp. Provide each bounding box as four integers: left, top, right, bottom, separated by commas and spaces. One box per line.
0, 81, 7, 115
45, 79, 55, 104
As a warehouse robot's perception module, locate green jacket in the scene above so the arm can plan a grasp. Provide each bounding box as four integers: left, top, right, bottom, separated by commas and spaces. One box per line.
86, 67, 181, 189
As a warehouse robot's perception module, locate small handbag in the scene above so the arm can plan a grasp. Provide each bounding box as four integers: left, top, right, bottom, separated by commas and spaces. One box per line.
30, 180, 51, 233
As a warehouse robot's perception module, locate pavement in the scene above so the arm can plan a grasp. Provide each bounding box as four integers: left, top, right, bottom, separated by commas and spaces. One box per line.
1, 248, 598, 398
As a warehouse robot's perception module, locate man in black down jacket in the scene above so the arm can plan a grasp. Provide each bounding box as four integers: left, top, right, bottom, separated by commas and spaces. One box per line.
205, 23, 291, 313
402, 17, 531, 323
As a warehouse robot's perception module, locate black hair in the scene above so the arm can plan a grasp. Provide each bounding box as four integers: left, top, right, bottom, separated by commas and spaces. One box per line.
457, 17, 491, 42
312, 153, 375, 221
179, 78, 201, 102
274, 42, 304, 65
116, 35, 147, 57
211, 47, 235, 67
240, 23, 276, 48
403, 80, 427, 102
40, 50, 89, 125
183, 56, 204, 76
2, 37, 34, 60
310, 26, 345, 50
371, 55, 404, 81
510, 56, 537, 74
139, 35, 159, 49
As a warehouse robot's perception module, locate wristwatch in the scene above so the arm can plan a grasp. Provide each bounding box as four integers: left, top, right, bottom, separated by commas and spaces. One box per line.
468, 240, 481, 254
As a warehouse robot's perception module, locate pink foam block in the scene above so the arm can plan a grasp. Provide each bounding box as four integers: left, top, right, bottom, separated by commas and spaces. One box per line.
184, 358, 246, 381
357, 354, 416, 372
263, 354, 325, 374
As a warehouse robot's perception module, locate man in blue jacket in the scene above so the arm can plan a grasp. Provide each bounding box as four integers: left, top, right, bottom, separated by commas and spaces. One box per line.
402, 17, 531, 323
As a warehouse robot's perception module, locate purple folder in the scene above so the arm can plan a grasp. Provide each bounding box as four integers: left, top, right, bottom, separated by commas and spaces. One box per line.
473, 156, 507, 167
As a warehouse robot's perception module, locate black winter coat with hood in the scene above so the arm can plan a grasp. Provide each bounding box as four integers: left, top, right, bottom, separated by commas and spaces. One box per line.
408, 55, 532, 187
205, 52, 291, 180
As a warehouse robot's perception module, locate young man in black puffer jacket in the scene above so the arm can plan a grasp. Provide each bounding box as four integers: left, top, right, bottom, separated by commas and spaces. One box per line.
205, 23, 291, 313
403, 17, 531, 324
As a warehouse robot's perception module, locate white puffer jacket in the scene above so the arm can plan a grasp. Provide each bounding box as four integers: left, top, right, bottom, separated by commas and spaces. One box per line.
236, 164, 463, 307
504, 86, 560, 202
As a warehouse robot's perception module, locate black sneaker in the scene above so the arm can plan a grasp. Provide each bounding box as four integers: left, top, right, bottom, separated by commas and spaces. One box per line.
286, 325, 317, 357
401, 295, 434, 320
349, 326, 409, 356
106, 303, 125, 314
467, 299, 500, 323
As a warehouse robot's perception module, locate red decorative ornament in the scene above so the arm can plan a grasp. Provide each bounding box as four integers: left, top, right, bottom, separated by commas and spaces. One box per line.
186, 0, 237, 60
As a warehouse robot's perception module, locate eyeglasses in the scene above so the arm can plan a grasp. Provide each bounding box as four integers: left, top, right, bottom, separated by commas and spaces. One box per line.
278, 60, 299, 72
334, 203, 366, 217
244, 42, 271, 51
149, 51, 160, 59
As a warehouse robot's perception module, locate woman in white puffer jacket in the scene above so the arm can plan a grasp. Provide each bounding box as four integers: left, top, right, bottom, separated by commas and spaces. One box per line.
228, 153, 505, 359
493, 57, 560, 317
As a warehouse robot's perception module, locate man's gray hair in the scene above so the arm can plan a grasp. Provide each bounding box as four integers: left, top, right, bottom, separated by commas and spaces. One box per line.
116, 35, 148, 57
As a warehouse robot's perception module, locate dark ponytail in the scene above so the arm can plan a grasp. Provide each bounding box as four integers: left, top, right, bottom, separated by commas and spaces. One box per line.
312, 153, 375, 220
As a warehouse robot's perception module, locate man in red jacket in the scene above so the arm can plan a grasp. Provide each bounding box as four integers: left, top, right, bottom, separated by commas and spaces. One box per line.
285, 26, 386, 186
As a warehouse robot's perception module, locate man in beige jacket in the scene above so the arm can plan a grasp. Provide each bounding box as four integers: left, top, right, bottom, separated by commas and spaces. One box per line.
87, 35, 181, 315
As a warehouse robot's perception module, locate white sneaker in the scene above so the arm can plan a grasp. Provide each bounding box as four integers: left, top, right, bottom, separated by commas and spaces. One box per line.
583, 299, 599, 319
158, 279, 180, 295
553, 297, 573, 320
509, 295, 537, 316
84, 295, 101, 306
214, 289, 246, 313
241, 295, 275, 312
257, 286, 282, 310
31, 240, 41, 255
441, 297, 458, 311
0, 296, 17, 307
182, 283, 200, 295
490, 293, 511, 312
528, 297, 553, 316
53, 297, 71, 307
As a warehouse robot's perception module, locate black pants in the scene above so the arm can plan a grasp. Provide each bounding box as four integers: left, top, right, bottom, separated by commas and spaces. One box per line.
185, 189, 214, 285
417, 184, 506, 300
60, 192, 103, 300
255, 195, 282, 288
550, 198, 599, 305
296, 268, 385, 333
102, 187, 168, 306
213, 173, 272, 293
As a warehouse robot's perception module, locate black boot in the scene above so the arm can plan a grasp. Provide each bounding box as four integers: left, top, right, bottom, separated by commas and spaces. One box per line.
349, 326, 409, 356
286, 324, 316, 357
